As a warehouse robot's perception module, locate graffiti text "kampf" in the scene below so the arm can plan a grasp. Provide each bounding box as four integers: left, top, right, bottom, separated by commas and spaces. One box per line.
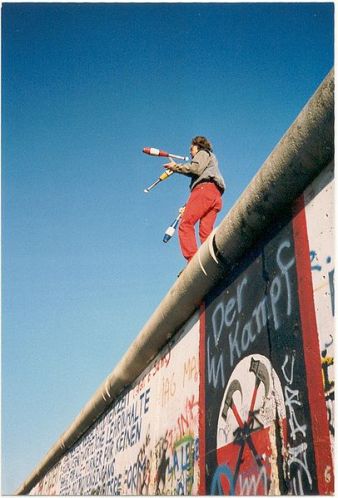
208, 240, 295, 389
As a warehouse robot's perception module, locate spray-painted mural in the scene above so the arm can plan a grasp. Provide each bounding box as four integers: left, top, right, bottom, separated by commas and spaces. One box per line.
201, 162, 334, 495
203, 223, 304, 494
305, 162, 335, 457
29, 165, 334, 496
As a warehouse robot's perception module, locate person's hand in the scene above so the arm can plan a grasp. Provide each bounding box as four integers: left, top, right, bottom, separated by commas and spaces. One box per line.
163, 162, 176, 171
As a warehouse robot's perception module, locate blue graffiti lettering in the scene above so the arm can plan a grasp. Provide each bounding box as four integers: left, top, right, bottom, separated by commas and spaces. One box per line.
211, 464, 235, 495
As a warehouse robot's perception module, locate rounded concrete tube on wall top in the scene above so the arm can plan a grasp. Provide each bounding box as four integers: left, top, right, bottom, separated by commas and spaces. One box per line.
214, 67, 334, 266
16, 67, 334, 495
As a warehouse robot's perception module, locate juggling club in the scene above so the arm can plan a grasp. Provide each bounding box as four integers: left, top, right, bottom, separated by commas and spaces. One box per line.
163, 206, 185, 243
144, 169, 174, 193
143, 147, 189, 162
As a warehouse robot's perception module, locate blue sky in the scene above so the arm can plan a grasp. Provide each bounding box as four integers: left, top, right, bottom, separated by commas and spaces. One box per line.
2, 2, 333, 494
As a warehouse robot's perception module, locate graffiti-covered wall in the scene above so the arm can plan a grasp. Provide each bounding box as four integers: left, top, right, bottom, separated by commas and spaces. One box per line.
30, 313, 201, 496
201, 162, 334, 495
29, 163, 334, 495
305, 164, 335, 457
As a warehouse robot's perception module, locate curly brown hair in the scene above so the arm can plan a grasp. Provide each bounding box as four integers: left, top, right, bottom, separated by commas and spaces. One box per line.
191, 136, 213, 152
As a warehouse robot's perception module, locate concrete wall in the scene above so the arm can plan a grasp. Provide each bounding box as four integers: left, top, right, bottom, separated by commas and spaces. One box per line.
29, 312, 201, 495
28, 162, 334, 495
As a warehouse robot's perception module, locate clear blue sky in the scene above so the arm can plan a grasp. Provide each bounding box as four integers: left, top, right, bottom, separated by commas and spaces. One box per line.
2, 2, 333, 494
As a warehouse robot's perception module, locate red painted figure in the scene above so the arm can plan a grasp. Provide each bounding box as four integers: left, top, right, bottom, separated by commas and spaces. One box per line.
164, 136, 225, 262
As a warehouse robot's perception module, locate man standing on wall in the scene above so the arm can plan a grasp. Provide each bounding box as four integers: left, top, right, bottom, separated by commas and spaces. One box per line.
164, 136, 225, 264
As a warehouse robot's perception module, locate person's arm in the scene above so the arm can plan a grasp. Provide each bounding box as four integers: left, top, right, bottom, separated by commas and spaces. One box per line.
164, 150, 209, 176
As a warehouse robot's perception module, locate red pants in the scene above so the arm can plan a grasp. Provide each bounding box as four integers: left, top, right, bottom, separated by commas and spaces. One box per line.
179, 182, 222, 261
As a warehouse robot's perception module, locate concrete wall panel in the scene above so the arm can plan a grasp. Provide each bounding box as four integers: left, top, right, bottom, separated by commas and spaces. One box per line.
201, 163, 334, 495
30, 312, 200, 495
304, 162, 335, 465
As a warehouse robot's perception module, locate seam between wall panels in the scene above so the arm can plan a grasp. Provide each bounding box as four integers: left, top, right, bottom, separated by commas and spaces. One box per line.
198, 302, 206, 495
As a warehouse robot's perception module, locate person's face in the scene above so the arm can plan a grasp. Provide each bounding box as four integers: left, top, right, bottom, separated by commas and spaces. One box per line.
190, 144, 199, 158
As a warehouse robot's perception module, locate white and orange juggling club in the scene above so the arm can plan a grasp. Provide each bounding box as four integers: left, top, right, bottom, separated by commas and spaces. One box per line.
144, 169, 174, 193
143, 147, 189, 162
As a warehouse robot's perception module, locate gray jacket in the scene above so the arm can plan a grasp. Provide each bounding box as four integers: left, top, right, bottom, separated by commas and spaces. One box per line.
170, 150, 225, 193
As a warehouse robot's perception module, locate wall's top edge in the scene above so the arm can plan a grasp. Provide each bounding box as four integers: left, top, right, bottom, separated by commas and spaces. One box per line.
16, 67, 334, 495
